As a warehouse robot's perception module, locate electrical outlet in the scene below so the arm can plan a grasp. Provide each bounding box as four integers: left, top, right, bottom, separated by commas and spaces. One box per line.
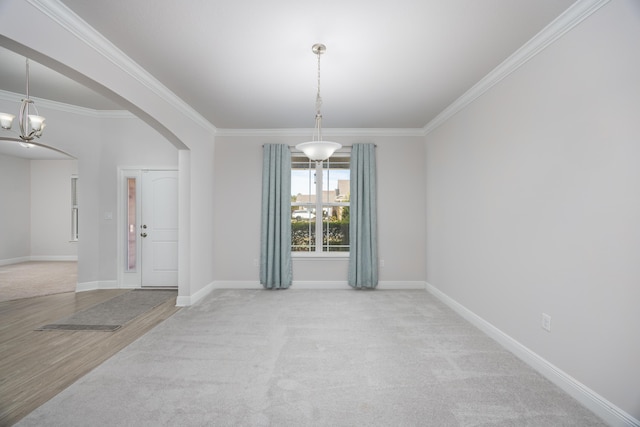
541, 313, 551, 332
253, 258, 259, 267
379, 259, 385, 268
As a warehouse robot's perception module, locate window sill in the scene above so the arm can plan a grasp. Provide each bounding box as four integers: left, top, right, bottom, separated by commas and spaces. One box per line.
292, 253, 349, 260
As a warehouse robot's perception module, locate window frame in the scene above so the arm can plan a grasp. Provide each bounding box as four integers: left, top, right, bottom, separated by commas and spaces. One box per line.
70, 175, 79, 242
291, 151, 350, 258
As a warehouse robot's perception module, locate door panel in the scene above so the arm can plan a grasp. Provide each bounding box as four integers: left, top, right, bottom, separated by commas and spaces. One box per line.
141, 170, 178, 286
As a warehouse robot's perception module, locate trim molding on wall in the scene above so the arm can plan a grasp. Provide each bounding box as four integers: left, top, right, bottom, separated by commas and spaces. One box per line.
174, 281, 426, 305
0, 256, 31, 267
29, 255, 78, 262
11, 0, 609, 138
426, 282, 640, 427
210, 281, 427, 291
76, 280, 118, 292
215, 128, 426, 137
0, 256, 77, 266
422, 0, 611, 135
176, 281, 216, 307
377, 281, 426, 290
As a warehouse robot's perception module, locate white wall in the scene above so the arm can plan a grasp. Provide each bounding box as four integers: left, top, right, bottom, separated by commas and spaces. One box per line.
21, 106, 179, 287
0, 153, 30, 263
213, 133, 426, 286
0, 94, 178, 285
30, 159, 78, 259
95, 117, 179, 283
0, 0, 216, 302
425, 0, 640, 422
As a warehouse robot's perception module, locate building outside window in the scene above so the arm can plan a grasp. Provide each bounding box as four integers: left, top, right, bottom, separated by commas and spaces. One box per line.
291, 153, 350, 253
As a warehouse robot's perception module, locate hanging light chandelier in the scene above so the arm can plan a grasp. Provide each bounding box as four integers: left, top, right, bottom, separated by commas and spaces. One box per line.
296, 43, 341, 161
0, 58, 46, 146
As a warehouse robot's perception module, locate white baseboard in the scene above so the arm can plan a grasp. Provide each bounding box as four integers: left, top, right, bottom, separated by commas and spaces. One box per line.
425, 282, 639, 427
209, 280, 427, 291
210, 280, 349, 290
293, 281, 349, 289
0, 256, 78, 266
0, 256, 31, 266
176, 281, 216, 307
76, 280, 118, 292
378, 281, 426, 290
29, 255, 78, 261
212, 281, 262, 290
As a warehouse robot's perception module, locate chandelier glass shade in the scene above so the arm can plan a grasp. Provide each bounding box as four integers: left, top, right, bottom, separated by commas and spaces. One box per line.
295, 44, 341, 161
0, 58, 46, 144
296, 140, 342, 162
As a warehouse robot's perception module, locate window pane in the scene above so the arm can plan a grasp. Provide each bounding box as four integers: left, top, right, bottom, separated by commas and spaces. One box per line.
322, 157, 350, 203
127, 178, 137, 271
291, 219, 316, 252
322, 208, 349, 252
322, 157, 350, 252
291, 155, 316, 252
291, 153, 350, 253
70, 176, 79, 241
71, 208, 79, 240
292, 155, 315, 202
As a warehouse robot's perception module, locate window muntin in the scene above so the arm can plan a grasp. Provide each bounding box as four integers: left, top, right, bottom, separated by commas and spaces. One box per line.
291, 153, 350, 253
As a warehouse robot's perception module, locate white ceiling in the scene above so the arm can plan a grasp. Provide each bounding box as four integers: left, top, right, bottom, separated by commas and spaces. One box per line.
0, 46, 122, 111
0, 0, 577, 132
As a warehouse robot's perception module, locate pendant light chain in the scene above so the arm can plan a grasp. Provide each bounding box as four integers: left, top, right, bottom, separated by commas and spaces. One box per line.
25, 59, 30, 100
314, 49, 323, 142
294, 43, 341, 162
19, 59, 36, 141
316, 51, 322, 113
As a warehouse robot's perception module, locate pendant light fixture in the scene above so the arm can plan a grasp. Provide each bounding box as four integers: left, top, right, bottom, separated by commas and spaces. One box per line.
0, 58, 46, 145
296, 43, 341, 161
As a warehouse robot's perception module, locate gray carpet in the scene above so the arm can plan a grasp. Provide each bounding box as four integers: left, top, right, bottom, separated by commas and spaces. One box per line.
37, 289, 177, 331
0, 261, 77, 302
18, 290, 605, 426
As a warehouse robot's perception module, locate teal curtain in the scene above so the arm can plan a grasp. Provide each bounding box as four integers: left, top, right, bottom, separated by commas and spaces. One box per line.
260, 144, 292, 289
348, 143, 378, 288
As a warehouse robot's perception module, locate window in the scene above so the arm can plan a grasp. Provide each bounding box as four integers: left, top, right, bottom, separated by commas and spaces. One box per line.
291, 153, 350, 253
126, 177, 137, 271
70, 176, 79, 241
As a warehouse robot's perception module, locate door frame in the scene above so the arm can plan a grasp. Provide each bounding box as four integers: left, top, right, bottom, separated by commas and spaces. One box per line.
117, 166, 178, 289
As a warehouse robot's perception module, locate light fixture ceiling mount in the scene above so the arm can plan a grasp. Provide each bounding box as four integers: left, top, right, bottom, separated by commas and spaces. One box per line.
311, 43, 326, 56
295, 43, 341, 161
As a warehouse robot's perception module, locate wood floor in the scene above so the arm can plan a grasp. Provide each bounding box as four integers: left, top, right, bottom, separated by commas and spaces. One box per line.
0, 289, 181, 426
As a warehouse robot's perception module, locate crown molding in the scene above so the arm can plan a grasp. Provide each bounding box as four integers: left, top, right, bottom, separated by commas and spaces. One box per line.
23, 0, 609, 137
423, 0, 611, 135
215, 128, 426, 137
0, 89, 135, 119
26, 0, 216, 133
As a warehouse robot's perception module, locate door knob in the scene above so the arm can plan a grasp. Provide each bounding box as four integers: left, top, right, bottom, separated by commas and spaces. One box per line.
140, 232, 147, 238
141, 224, 147, 229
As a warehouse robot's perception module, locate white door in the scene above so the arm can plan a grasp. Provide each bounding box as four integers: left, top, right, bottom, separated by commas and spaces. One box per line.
141, 170, 178, 287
